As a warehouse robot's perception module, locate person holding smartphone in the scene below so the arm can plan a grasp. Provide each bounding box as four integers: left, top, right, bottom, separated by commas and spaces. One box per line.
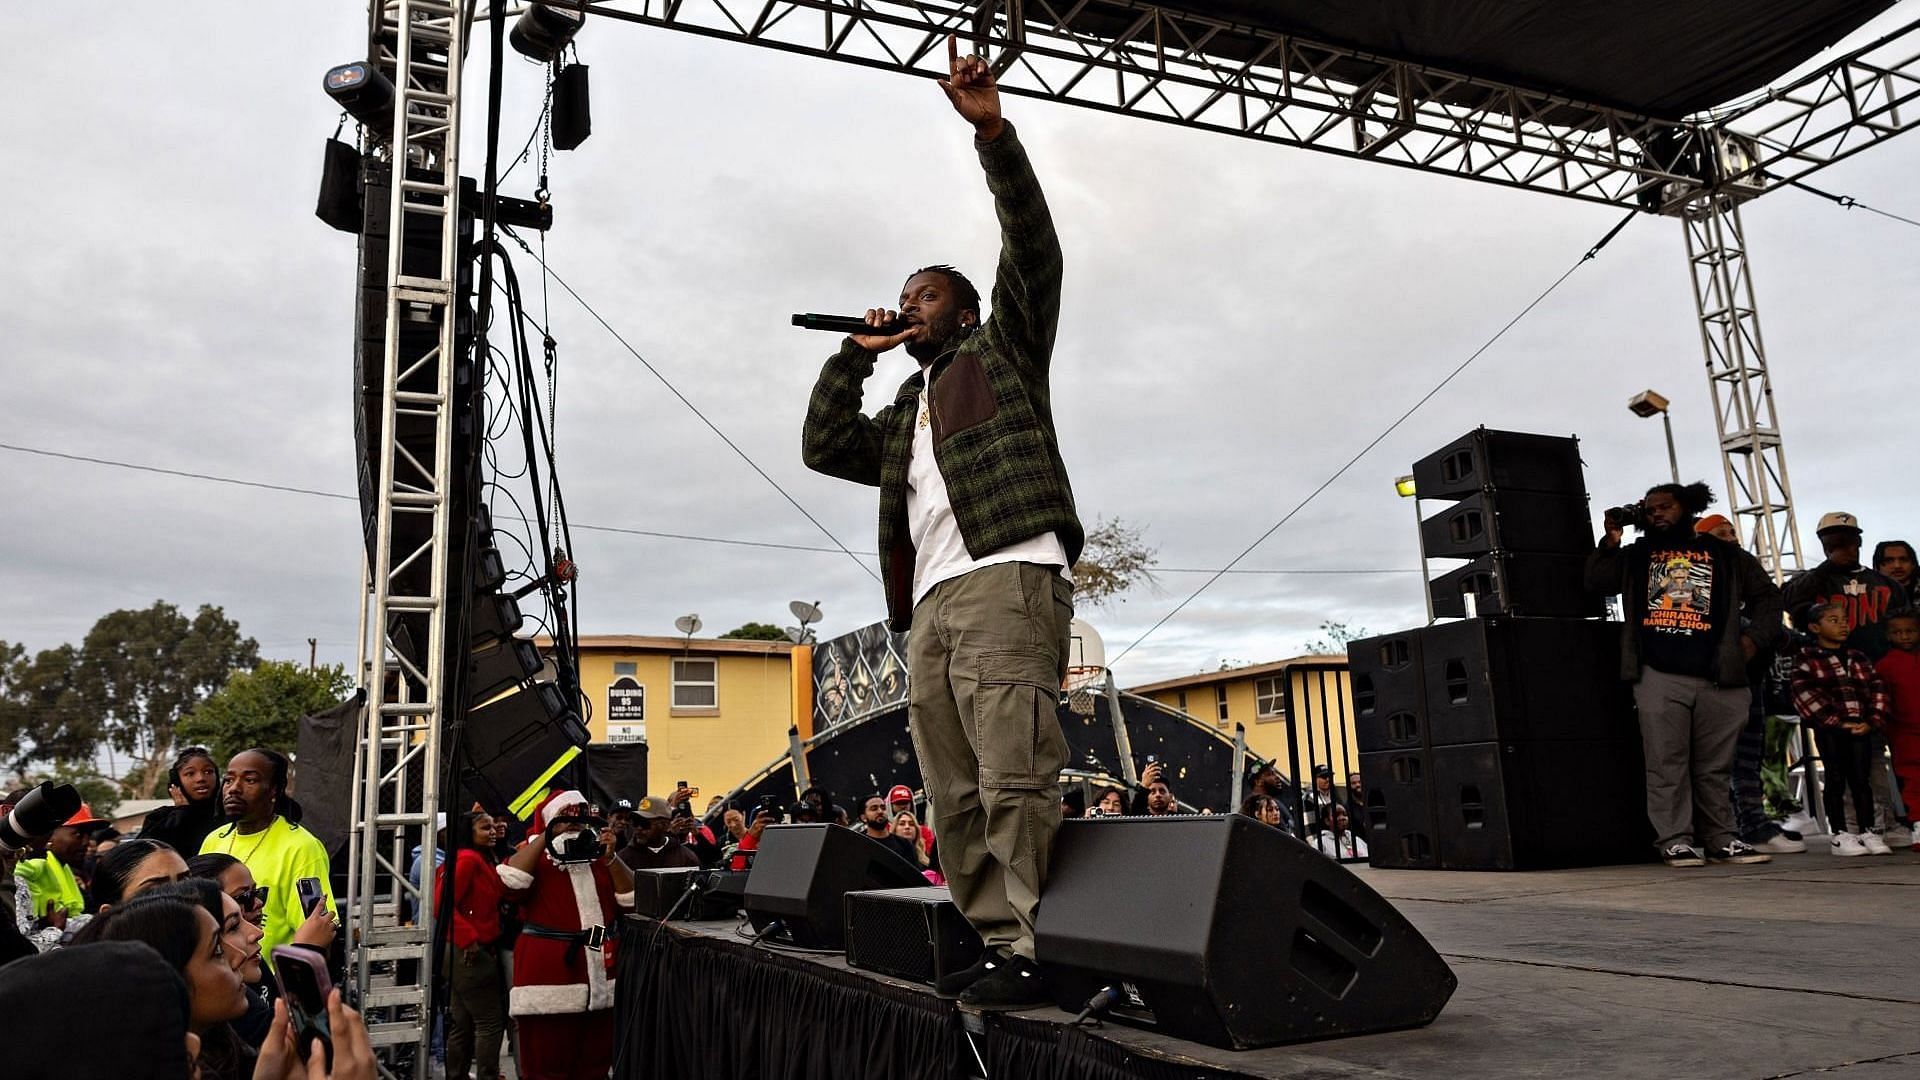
199, 748, 336, 972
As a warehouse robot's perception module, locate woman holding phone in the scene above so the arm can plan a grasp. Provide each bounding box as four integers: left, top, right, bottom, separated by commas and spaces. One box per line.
199, 747, 336, 972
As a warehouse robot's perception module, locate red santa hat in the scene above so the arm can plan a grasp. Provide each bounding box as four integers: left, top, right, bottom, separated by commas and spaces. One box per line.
527, 789, 599, 836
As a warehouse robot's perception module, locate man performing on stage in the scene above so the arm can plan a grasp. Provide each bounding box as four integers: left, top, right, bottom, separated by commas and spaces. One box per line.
802, 35, 1081, 1009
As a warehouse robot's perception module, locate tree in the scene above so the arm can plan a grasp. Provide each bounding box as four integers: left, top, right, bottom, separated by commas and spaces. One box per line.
0, 641, 101, 781
1071, 517, 1159, 607
720, 622, 790, 641
70, 603, 259, 799
177, 661, 353, 769
1300, 621, 1369, 656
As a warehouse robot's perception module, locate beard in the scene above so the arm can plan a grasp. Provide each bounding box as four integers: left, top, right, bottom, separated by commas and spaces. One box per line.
905, 310, 967, 362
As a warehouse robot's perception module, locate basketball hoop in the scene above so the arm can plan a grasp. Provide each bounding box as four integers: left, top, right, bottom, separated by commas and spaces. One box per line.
1064, 665, 1104, 716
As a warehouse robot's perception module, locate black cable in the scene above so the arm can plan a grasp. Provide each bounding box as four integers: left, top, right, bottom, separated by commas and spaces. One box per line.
1109, 208, 1639, 667
500, 225, 882, 586
1781, 176, 1920, 231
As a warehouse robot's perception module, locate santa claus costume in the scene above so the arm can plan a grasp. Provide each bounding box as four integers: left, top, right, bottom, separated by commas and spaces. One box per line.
498, 789, 634, 1080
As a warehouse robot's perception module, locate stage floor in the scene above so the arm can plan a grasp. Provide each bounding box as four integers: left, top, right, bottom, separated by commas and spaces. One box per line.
643, 850, 1920, 1080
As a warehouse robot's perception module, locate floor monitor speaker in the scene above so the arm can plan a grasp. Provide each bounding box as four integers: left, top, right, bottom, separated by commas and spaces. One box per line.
844, 886, 984, 987
1035, 816, 1455, 1049
743, 825, 926, 949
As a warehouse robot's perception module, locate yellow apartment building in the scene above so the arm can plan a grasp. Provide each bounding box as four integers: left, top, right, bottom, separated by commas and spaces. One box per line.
1127, 655, 1361, 786
573, 635, 800, 802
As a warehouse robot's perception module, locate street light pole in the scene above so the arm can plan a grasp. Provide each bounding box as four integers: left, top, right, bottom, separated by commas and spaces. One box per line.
1659, 410, 1680, 484
1628, 390, 1680, 485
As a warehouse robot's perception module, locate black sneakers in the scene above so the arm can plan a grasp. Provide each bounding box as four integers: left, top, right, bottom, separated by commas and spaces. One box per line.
958, 952, 1049, 1010
1661, 842, 1706, 867
935, 947, 1009, 998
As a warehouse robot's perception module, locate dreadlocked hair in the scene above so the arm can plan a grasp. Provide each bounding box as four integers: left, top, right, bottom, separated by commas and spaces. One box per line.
1644, 480, 1716, 516
243, 746, 304, 826
912, 264, 981, 319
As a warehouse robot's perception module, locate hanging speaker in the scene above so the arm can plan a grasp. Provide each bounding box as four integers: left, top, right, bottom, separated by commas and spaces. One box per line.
1035, 816, 1455, 1049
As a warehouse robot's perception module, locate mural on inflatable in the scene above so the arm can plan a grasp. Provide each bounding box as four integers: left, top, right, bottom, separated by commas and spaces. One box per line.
811, 620, 910, 731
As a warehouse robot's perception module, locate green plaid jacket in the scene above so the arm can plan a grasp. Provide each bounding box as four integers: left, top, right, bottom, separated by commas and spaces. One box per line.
802, 123, 1083, 631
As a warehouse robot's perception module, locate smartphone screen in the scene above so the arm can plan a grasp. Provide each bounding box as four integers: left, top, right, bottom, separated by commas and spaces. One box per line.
271, 946, 334, 1066
296, 876, 326, 917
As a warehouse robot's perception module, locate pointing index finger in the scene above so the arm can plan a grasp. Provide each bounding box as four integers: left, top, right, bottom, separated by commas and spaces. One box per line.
947, 32, 959, 74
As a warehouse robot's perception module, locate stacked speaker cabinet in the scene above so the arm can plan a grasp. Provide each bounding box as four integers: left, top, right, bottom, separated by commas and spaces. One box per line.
1413, 428, 1602, 619
1353, 428, 1649, 871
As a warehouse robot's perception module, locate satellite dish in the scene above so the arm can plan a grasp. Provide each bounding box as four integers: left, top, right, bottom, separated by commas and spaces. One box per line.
789, 600, 823, 626
674, 614, 702, 637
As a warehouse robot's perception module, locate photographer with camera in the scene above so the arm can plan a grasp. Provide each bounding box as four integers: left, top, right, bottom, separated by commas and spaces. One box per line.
498, 789, 633, 1080
1586, 481, 1783, 867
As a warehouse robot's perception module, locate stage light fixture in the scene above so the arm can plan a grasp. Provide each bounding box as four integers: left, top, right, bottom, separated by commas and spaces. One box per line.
324, 61, 395, 139
510, 3, 584, 62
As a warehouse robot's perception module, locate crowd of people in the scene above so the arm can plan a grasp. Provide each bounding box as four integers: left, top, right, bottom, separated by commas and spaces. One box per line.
0, 746, 370, 1079
1589, 484, 1918, 866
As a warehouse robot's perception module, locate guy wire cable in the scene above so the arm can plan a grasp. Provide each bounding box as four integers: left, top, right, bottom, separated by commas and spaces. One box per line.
1108, 208, 1639, 667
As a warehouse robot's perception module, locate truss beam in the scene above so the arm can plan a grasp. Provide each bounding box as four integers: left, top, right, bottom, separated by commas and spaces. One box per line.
1718, 17, 1920, 191
1681, 197, 1803, 581
349, 0, 467, 1064
580, 0, 1708, 210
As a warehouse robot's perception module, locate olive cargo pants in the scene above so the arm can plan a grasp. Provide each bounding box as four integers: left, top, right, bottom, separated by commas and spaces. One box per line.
907, 561, 1073, 960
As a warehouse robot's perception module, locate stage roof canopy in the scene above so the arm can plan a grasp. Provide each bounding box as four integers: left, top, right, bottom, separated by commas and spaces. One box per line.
1085, 0, 1895, 119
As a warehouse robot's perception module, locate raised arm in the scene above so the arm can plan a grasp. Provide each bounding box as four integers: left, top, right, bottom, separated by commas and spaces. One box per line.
942, 36, 1062, 374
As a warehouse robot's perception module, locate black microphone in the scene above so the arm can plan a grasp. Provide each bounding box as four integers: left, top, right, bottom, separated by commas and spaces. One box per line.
791, 313, 908, 336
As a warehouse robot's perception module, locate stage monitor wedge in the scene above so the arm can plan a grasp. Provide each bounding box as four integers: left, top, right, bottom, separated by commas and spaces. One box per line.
1035, 815, 1455, 1049
743, 825, 926, 950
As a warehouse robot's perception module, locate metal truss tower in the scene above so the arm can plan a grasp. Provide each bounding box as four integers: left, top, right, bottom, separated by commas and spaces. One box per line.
1680, 193, 1803, 580
348, 0, 466, 1064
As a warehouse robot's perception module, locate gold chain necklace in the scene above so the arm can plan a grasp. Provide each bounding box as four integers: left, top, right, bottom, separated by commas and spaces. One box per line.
231, 820, 273, 865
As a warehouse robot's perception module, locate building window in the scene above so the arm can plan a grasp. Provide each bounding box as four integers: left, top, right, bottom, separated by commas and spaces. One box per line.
672, 658, 718, 711
614, 661, 637, 677
1176, 690, 1188, 714
1215, 685, 1229, 724
1256, 676, 1285, 719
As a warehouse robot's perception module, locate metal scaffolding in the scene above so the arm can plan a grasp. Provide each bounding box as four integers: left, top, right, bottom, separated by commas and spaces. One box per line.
339, 0, 1919, 1049
1680, 195, 1804, 580
348, 0, 467, 1065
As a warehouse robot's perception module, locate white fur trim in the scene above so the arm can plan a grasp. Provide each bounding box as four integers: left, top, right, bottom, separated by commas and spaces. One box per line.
561, 863, 614, 1011
614, 891, 635, 909
540, 790, 587, 826
497, 863, 534, 890
509, 980, 617, 1016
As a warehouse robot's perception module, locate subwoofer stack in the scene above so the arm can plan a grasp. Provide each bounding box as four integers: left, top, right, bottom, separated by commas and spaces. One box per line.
1350, 428, 1651, 871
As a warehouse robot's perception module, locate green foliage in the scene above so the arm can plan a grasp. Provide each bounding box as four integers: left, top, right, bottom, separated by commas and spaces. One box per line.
177, 661, 353, 767
1071, 517, 1159, 607
1299, 621, 1369, 656
0, 641, 100, 779
720, 622, 791, 641
0, 603, 258, 796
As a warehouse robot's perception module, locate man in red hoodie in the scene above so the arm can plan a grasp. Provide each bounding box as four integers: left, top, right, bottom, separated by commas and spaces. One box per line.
1875, 612, 1920, 850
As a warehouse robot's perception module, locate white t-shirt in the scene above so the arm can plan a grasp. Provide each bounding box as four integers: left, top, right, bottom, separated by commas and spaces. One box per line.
1315, 832, 1369, 859
907, 385, 1069, 606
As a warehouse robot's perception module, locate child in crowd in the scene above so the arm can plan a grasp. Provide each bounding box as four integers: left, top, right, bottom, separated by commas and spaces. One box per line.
1874, 611, 1920, 851
1790, 601, 1894, 856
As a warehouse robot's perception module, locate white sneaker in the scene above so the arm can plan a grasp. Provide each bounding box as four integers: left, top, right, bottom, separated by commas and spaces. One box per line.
1751, 832, 1807, 854
1778, 812, 1817, 836
1831, 832, 1869, 857
1860, 830, 1894, 856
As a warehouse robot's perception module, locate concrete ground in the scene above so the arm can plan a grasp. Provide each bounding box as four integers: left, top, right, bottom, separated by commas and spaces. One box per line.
1080, 847, 1920, 1078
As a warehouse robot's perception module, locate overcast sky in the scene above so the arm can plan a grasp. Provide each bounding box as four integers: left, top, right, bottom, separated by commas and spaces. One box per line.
3, 6, 1917, 690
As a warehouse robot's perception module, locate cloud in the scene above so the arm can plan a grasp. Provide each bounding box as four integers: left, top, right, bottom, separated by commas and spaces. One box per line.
2, 8, 1916, 698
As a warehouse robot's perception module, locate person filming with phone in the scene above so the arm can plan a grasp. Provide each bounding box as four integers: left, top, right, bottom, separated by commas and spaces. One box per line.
199, 748, 337, 973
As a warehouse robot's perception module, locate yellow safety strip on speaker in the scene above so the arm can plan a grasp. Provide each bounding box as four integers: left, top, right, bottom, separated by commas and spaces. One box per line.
509, 746, 584, 820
